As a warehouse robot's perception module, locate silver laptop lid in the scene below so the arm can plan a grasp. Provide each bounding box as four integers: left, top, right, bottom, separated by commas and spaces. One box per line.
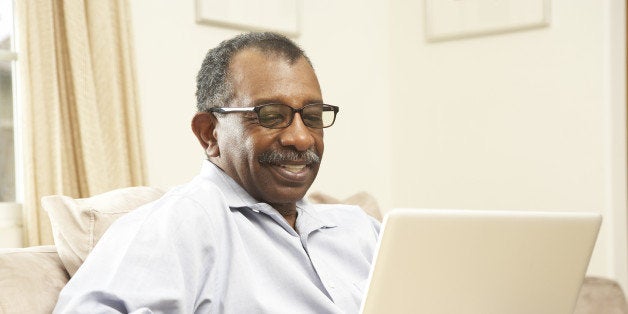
360, 209, 602, 314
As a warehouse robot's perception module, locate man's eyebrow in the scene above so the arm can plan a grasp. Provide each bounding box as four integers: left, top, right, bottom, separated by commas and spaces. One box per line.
251, 98, 282, 106
252, 98, 325, 106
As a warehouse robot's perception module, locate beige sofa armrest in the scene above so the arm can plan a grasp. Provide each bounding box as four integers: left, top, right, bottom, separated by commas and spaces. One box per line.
0, 245, 69, 314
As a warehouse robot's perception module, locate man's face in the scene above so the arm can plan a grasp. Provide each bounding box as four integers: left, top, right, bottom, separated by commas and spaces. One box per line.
212, 49, 324, 208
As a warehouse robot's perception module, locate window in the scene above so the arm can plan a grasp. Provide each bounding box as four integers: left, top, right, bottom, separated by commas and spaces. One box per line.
0, 0, 18, 202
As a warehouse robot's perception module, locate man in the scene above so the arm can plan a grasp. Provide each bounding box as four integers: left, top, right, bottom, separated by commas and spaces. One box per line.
54, 32, 380, 313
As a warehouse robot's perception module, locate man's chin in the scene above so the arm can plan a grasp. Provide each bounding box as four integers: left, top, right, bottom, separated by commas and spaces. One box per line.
262, 185, 312, 207
254, 164, 319, 207
269, 190, 308, 204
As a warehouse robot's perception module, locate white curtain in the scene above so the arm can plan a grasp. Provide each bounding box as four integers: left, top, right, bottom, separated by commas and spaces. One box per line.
16, 0, 146, 246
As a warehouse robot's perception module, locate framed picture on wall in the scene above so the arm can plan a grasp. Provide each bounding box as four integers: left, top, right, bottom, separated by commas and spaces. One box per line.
425, 0, 551, 42
196, 0, 300, 37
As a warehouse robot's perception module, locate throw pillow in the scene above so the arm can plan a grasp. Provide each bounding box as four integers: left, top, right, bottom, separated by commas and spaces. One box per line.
308, 191, 383, 221
41, 186, 164, 276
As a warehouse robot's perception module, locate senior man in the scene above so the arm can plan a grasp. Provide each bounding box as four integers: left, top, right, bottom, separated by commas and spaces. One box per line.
54, 32, 380, 313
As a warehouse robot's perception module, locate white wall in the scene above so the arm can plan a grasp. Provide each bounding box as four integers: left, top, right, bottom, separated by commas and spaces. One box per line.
131, 0, 626, 290
130, 1, 239, 191
389, 0, 626, 290
298, 0, 392, 208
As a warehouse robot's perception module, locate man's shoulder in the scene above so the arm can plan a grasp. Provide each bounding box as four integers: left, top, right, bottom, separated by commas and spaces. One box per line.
164, 177, 225, 207
111, 179, 227, 228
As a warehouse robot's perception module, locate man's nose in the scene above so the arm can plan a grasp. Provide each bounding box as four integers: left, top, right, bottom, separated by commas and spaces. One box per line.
278, 113, 315, 151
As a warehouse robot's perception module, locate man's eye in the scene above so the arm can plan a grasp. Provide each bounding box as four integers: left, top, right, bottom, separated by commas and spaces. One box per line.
259, 114, 285, 126
303, 114, 322, 121
303, 114, 323, 127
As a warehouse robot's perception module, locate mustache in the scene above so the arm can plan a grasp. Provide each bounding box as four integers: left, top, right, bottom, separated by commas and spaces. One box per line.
258, 149, 321, 165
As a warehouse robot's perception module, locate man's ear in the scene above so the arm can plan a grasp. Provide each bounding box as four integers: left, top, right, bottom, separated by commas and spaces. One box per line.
191, 112, 220, 157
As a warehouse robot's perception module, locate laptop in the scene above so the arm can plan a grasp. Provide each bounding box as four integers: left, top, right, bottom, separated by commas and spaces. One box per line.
359, 208, 602, 314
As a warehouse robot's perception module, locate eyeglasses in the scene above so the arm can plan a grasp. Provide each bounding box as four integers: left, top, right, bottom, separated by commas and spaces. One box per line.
208, 103, 339, 129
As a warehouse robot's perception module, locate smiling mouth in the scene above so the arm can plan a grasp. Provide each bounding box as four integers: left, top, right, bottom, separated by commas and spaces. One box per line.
280, 164, 307, 173
266, 163, 314, 183
258, 149, 320, 180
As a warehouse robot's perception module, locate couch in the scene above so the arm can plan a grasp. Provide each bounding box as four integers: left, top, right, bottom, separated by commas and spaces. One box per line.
0, 187, 626, 313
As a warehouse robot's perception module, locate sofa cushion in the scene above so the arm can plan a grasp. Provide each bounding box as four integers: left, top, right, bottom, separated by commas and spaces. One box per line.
0, 245, 69, 314
41, 186, 164, 276
574, 276, 628, 313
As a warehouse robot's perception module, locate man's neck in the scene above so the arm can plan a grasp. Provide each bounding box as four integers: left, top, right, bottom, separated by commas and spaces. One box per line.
272, 203, 298, 230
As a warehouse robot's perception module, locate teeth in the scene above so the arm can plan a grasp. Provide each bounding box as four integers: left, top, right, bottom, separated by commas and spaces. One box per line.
281, 164, 306, 173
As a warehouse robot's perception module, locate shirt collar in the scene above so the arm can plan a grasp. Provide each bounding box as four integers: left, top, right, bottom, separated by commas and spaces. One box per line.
296, 202, 338, 235
199, 160, 338, 233
200, 160, 259, 208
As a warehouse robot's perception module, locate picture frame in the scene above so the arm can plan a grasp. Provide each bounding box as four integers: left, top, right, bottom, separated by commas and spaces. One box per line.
425, 0, 551, 42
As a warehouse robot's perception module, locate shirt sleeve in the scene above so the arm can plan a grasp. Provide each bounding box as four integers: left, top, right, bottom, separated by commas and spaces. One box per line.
53, 194, 218, 314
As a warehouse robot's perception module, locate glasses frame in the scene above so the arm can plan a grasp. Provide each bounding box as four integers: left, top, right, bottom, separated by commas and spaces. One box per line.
208, 103, 339, 129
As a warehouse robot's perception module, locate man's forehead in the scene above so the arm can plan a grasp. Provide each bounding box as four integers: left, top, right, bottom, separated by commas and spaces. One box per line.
226, 48, 321, 103
228, 48, 306, 73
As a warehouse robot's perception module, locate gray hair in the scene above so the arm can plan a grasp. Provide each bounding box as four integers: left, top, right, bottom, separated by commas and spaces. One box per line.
195, 32, 312, 112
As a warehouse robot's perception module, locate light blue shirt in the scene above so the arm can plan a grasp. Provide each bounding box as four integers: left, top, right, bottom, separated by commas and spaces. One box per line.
54, 161, 380, 313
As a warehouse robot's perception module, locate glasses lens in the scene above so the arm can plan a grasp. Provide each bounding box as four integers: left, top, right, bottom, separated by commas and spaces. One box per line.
301, 104, 325, 128
309, 104, 336, 128
321, 106, 337, 128
257, 104, 291, 128
302, 104, 337, 128
257, 104, 337, 129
